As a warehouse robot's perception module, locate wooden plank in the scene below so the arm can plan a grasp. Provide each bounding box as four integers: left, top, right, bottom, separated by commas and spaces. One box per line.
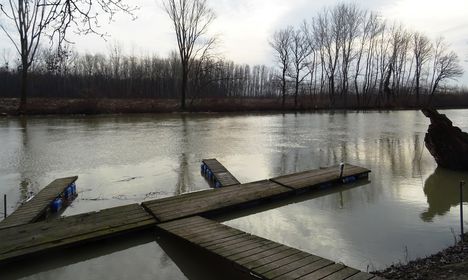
145, 180, 291, 222
144, 164, 370, 223
0, 204, 157, 263
298, 263, 346, 280
154, 181, 287, 216
252, 251, 310, 275
274, 258, 334, 280
271, 164, 370, 191
235, 244, 293, 266
203, 233, 251, 249
345, 272, 377, 280
202, 159, 241, 187
158, 216, 375, 280
0, 176, 78, 229
321, 267, 360, 280
242, 247, 301, 270
262, 255, 323, 279
229, 242, 282, 262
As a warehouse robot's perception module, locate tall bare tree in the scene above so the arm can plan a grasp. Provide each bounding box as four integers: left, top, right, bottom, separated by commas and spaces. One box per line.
163, 0, 215, 110
270, 26, 292, 108
288, 23, 312, 108
412, 32, 432, 103
0, 0, 135, 113
429, 39, 463, 97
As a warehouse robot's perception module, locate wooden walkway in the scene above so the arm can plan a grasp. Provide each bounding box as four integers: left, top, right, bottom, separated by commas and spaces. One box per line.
0, 176, 78, 229
0, 163, 375, 279
202, 159, 241, 187
0, 204, 157, 263
271, 165, 369, 191
143, 180, 290, 222
158, 216, 382, 280
143, 164, 370, 223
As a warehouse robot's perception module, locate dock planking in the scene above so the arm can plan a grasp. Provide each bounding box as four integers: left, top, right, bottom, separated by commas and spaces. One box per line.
271, 164, 370, 191
143, 164, 370, 223
158, 216, 382, 280
0, 176, 78, 229
143, 180, 291, 222
202, 159, 241, 187
0, 203, 157, 263
0, 163, 377, 277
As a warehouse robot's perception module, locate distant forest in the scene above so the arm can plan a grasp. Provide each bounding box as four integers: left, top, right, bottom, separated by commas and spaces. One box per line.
0, 2, 465, 110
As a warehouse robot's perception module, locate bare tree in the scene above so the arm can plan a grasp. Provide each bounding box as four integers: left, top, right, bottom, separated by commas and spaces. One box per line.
312, 7, 344, 106
338, 3, 361, 100
0, 0, 136, 113
288, 23, 312, 108
270, 26, 292, 108
430, 39, 463, 97
412, 32, 432, 103
163, 0, 216, 110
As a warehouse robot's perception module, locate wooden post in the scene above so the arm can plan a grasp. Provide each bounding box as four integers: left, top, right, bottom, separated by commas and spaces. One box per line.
3, 194, 6, 218
339, 163, 345, 179
461, 181, 465, 242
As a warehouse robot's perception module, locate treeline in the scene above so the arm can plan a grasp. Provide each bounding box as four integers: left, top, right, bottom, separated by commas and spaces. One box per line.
0, 47, 280, 99
0, 3, 465, 109
270, 3, 464, 107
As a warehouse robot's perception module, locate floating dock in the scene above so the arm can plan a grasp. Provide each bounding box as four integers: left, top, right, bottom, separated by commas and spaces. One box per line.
0, 204, 156, 263
143, 164, 369, 222
0, 176, 78, 229
0, 162, 378, 278
201, 159, 241, 187
158, 216, 382, 280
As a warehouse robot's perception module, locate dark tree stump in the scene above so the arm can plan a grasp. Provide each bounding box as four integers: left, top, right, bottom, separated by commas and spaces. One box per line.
422, 108, 468, 170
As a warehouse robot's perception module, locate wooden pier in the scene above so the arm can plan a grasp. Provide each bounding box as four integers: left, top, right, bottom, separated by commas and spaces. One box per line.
202, 159, 241, 187
0, 162, 379, 278
143, 164, 369, 222
0, 176, 78, 229
158, 216, 381, 280
0, 204, 156, 263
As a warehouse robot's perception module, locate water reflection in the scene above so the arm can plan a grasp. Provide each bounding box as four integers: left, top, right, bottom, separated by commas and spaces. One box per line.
421, 168, 468, 222
2, 110, 468, 276
0, 231, 166, 280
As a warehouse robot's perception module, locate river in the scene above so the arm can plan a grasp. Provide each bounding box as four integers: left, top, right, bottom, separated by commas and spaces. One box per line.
1, 110, 468, 279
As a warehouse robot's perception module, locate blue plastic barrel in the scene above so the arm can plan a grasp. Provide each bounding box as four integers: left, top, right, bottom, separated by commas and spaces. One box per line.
70, 182, 77, 195
51, 198, 63, 212
64, 187, 71, 200
200, 164, 205, 174
66, 186, 74, 200
342, 176, 356, 184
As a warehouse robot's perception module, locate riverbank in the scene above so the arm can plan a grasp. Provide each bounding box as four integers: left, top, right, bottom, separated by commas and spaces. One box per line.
2, 95, 468, 115
374, 233, 468, 280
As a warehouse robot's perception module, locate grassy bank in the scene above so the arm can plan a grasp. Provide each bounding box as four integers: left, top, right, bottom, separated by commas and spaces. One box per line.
1, 95, 468, 115
374, 233, 468, 280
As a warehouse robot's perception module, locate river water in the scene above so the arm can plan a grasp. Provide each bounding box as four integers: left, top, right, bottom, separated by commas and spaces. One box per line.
1, 110, 468, 279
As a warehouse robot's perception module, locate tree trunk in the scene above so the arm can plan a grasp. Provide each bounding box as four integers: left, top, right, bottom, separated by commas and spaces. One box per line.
281, 69, 286, 109
181, 65, 188, 111
294, 75, 299, 109
19, 65, 28, 114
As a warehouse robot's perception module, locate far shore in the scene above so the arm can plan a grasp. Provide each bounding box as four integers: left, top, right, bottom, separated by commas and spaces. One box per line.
1, 96, 468, 116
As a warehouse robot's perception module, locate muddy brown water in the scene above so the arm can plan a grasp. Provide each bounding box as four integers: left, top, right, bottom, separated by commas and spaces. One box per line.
1, 110, 468, 279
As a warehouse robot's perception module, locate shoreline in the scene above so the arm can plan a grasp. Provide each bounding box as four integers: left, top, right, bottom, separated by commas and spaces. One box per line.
374, 233, 468, 280
1, 97, 468, 116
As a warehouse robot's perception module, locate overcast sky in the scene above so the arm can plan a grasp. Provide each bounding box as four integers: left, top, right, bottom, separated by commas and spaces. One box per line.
1, 0, 468, 85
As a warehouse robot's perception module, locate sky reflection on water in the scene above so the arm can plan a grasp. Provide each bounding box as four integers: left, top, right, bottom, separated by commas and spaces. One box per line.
1, 110, 468, 278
